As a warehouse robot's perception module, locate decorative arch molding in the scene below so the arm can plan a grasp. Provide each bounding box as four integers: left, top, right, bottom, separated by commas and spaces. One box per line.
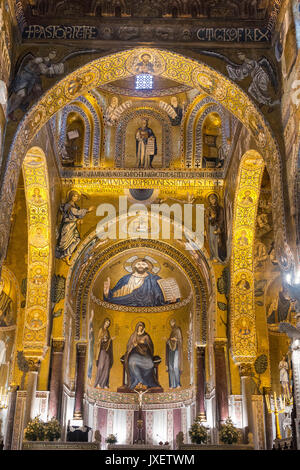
195, 105, 226, 169
22, 146, 52, 359
184, 95, 229, 169
70, 238, 208, 345
292, 142, 300, 263
0, 47, 290, 273
115, 106, 172, 168
75, 95, 103, 167
59, 103, 91, 167
230, 150, 265, 364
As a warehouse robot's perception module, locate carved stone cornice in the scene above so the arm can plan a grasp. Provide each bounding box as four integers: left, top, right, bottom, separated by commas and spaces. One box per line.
239, 363, 253, 377
52, 339, 65, 353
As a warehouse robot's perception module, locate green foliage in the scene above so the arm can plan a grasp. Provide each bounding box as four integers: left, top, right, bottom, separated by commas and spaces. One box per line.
51, 275, 66, 304
218, 302, 228, 311
17, 350, 29, 373
217, 267, 230, 298
21, 278, 27, 298
188, 417, 209, 444
105, 434, 117, 444
24, 417, 45, 441
254, 354, 268, 375
44, 418, 61, 441
53, 308, 63, 318
24, 417, 61, 442
219, 417, 239, 445
21, 278, 27, 307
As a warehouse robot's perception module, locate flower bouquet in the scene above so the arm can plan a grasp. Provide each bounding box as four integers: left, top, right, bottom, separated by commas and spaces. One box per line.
188, 417, 209, 444
219, 417, 239, 445
44, 418, 61, 441
24, 416, 45, 441
105, 433, 117, 444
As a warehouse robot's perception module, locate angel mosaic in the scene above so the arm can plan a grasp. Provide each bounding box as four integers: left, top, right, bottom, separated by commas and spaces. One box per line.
103, 255, 181, 307
201, 51, 279, 111
8, 48, 97, 120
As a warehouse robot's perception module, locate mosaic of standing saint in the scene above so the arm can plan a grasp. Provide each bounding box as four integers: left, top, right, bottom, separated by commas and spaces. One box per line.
103, 256, 181, 307
135, 118, 157, 168
94, 317, 114, 390
55, 190, 95, 264
166, 319, 183, 389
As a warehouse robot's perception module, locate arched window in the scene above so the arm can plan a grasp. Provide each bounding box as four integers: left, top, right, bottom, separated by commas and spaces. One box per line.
63, 112, 85, 167
202, 112, 222, 169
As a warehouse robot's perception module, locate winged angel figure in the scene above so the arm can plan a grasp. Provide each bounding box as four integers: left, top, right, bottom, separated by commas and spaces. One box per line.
8, 48, 99, 120
200, 51, 279, 111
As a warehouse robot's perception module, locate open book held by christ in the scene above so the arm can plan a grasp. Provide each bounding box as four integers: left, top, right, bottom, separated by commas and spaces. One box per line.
157, 278, 181, 303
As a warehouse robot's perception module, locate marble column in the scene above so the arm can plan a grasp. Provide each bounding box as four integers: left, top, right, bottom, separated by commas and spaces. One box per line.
196, 346, 206, 421
48, 339, 65, 420
73, 343, 87, 420
239, 363, 254, 443
263, 386, 274, 450
23, 359, 40, 427
4, 385, 18, 450
214, 341, 229, 424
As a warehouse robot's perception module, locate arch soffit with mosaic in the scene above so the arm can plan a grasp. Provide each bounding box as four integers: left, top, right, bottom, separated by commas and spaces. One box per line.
0, 47, 289, 270
21, 147, 52, 359
230, 150, 265, 364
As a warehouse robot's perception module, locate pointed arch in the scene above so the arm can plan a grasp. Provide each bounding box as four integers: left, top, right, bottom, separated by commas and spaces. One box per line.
0, 47, 290, 275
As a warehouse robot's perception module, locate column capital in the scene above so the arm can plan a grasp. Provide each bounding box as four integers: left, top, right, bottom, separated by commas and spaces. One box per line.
196, 345, 206, 357
263, 386, 272, 395
52, 338, 65, 353
239, 363, 253, 377
214, 340, 227, 351
76, 342, 87, 355
27, 357, 41, 372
